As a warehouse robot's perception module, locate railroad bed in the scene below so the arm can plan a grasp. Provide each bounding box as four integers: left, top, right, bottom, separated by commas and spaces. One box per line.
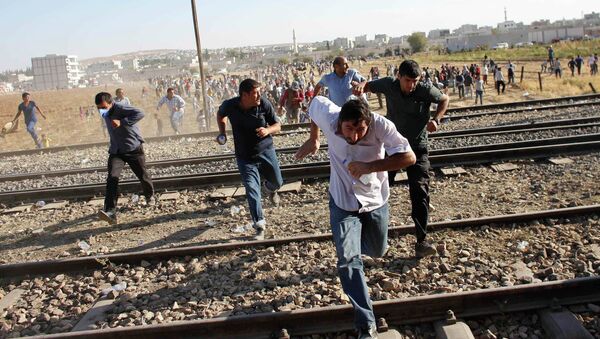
0, 206, 598, 337
1, 122, 598, 192
1, 151, 598, 264
0, 101, 598, 176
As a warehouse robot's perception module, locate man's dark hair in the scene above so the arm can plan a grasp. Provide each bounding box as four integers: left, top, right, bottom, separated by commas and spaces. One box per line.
21, 92, 30, 99
167, 87, 174, 93
115, 88, 123, 94
398, 60, 421, 78
239, 78, 260, 96
333, 56, 346, 66
94, 92, 113, 105
339, 99, 371, 126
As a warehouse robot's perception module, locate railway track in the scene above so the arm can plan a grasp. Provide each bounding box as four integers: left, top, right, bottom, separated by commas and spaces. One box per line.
18, 276, 599, 339
1, 135, 599, 204
1, 93, 599, 158
1, 204, 598, 278
1, 115, 598, 183
1, 205, 599, 338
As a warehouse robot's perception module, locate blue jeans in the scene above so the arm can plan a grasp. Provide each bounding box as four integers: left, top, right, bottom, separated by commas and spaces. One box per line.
329, 196, 389, 330
236, 147, 283, 225
26, 120, 41, 148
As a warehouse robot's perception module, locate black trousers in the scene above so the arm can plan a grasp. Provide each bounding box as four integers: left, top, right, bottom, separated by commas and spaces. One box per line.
388, 151, 430, 242
496, 81, 505, 94
104, 146, 154, 211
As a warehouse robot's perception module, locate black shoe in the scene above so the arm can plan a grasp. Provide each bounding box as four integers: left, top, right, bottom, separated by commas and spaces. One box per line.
415, 241, 437, 258
98, 210, 117, 225
357, 324, 378, 339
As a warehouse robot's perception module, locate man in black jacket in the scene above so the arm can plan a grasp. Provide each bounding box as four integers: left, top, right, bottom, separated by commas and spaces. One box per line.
95, 92, 155, 224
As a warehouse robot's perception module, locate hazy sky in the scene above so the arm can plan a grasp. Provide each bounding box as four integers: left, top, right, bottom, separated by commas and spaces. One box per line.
0, 0, 595, 72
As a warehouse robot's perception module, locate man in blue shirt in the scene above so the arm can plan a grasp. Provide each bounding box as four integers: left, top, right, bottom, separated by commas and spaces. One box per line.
95, 92, 155, 224
313, 56, 366, 107
216, 79, 283, 240
12, 92, 47, 148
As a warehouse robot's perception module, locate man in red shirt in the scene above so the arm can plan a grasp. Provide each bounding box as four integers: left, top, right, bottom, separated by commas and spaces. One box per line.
278, 81, 304, 124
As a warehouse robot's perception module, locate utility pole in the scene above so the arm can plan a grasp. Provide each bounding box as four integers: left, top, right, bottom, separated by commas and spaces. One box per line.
191, 0, 210, 130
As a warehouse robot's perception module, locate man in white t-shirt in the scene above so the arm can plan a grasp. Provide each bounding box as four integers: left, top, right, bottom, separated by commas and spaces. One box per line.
295, 96, 415, 338
157, 87, 186, 135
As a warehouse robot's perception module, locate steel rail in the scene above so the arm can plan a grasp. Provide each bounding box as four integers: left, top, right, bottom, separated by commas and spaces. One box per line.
1, 204, 598, 279
20, 277, 600, 339
444, 100, 600, 120
1, 94, 599, 158
1, 118, 598, 183
1, 137, 599, 204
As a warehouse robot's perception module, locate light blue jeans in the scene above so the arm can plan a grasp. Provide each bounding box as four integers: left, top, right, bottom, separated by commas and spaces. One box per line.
236, 147, 283, 225
329, 195, 389, 330
26, 120, 41, 148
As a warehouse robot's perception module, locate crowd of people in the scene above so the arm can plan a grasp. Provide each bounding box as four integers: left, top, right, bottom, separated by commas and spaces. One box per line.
87, 57, 448, 338
3, 46, 597, 338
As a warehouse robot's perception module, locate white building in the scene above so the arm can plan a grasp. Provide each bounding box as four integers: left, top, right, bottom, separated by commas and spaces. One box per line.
374, 34, 390, 45
454, 24, 478, 35
333, 37, 353, 49
355, 35, 368, 46
121, 58, 139, 71
428, 29, 450, 39
497, 20, 525, 33
32, 54, 83, 90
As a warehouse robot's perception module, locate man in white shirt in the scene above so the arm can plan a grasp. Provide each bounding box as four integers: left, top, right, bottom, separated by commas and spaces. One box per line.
157, 87, 186, 134
113, 88, 131, 106
295, 97, 415, 338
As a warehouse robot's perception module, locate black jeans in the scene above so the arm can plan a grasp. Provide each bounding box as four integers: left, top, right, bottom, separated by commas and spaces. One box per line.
496, 81, 505, 94
388, 151, 430, 242
104, 146, 154, 211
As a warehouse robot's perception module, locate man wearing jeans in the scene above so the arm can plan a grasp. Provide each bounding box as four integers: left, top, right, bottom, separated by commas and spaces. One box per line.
157, 87, 186, 135
296, 97, 415, 338
95, 92, 155, 224
12, 92, 47, 148
216, 79, 283, 240
353, 60, 449, 259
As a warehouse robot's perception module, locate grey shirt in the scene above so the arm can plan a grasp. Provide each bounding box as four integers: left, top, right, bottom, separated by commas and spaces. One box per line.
104, 103, 145, 154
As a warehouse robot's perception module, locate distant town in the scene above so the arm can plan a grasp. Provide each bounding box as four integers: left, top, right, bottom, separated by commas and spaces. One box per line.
1, 11, 599, 93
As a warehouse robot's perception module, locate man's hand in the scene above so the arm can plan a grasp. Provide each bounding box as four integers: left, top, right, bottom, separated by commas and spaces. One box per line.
111, 119, 121, 128
347, 161, 372, 179
426, 120, 439, 133
295, 138, 320, 160
352, 81, 367, 96
256, 127, 270, 138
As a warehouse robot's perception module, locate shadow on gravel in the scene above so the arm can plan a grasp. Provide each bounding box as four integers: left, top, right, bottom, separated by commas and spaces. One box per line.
0, 204, 223, 254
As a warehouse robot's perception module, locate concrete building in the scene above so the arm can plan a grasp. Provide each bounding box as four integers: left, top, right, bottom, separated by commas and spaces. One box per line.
497, 20, 525, 33
333, 37, 353, 49
355, 34, 368, 47
428, 29, 450, 39
32, 54, 83, 90
453, 24, 478, 36
121, 58, 139, 71
374, 34, 390, 45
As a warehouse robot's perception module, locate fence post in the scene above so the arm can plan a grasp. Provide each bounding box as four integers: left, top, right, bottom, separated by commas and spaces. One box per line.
520, 66, 525, 83
590, 83, 597, 93
538, 72, 543, 91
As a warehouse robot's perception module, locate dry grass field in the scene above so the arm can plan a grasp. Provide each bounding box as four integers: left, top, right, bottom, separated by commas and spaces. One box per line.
1, 39, 599, 152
